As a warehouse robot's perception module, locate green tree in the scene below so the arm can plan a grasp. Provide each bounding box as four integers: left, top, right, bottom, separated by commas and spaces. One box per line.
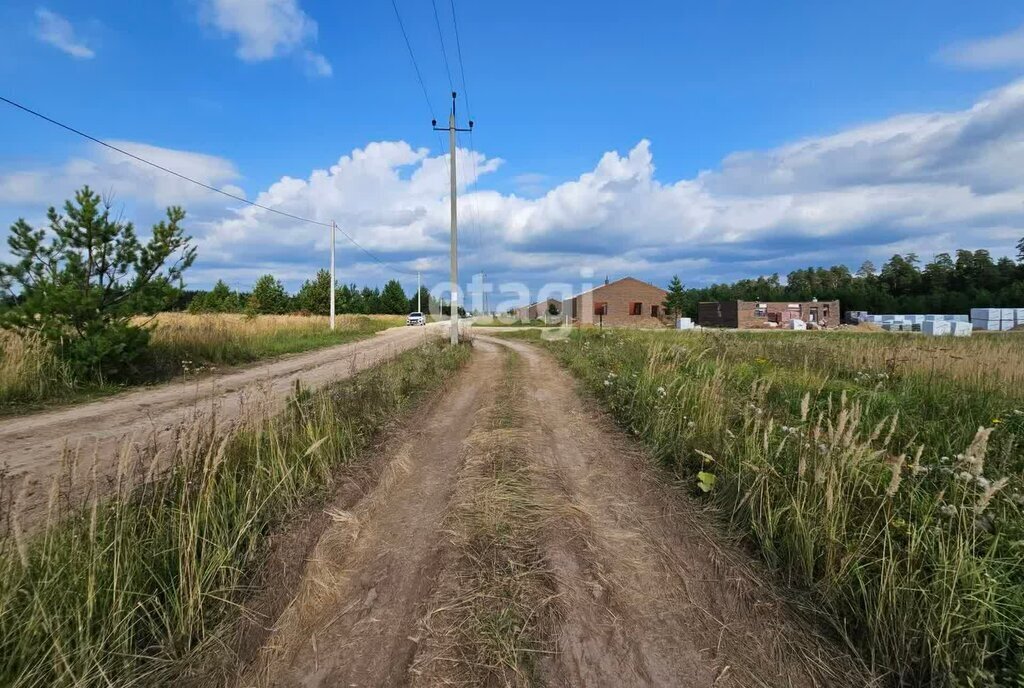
1017, 236, 1024, 264
663, 275, 687, 318
247, 274, 290, 314
296, 269, 333, 315
0, 186, 195, 380
408, 285, 432, 314
856, 260, 876, 278
189, 279, 241, 313
379, 279, 409, 314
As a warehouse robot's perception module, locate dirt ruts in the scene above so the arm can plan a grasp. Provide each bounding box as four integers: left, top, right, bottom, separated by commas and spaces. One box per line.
232, 336, 873, 687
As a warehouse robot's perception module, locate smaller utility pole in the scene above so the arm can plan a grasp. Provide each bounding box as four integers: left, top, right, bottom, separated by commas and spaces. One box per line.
417, 271, 421, 313
482, 271, 487, 315
433, 92, 473, 344
330, 221, 336, 330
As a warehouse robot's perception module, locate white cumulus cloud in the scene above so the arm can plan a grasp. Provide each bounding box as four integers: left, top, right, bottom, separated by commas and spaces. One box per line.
198, 0, 332, 76
34, 8, 95, 59
941, 24, 1024, 69
5, 80, 1024, 291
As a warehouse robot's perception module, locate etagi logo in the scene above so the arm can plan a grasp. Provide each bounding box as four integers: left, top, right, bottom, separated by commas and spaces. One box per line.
422, 268, 595, 341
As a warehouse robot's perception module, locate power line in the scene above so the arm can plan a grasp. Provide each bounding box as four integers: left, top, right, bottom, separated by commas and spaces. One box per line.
445, 0, 486, 275
390, 0, 438, 121
430, 0, 455, 91
448, 0, 472, 118
0, 96, 332, 229
0, 94, 418, 276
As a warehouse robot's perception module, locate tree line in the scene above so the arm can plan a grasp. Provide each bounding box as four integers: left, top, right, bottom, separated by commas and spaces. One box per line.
663, 239, 1024, 318
186, 271, 433, 317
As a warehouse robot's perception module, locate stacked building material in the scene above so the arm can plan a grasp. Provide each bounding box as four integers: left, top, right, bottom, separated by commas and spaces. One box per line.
950, 321, 974, 337
676, 317, 694, 330
922, 320, 951, 336
789, 318, 806, 330
971, 308, 1014, 331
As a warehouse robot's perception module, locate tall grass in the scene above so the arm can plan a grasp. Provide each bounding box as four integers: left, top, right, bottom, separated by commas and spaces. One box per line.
145, 312, 404, 369
0, 313, 404, 412
526, 329, 1024, 686
0, 330, 76, 407
0, 339, 470, 687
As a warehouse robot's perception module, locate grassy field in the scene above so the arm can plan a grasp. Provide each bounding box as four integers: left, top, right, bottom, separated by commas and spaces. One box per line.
505, 328, 1024, 686
0, 313, 404, 412
0, 338, 470, 687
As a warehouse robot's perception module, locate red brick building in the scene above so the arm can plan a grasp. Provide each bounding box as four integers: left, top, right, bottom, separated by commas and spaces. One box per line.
563, 277, 670, 328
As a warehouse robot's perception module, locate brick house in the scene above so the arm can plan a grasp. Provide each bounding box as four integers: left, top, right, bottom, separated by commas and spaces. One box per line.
562, 277, 670, 328
514, 298, 561, 321
697, 300, 840, 328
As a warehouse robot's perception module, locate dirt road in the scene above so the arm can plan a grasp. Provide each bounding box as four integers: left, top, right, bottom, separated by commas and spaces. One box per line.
237, 337, 873, 687
0, 323, 444, 524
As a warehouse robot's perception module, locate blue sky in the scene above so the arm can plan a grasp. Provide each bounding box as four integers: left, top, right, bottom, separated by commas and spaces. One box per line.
3, 1, 1024, 303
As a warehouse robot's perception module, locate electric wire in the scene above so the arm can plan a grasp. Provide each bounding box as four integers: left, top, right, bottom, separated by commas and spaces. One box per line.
0, 94, 417, 276
445, 0, 486, 282
430, 0, 455, 92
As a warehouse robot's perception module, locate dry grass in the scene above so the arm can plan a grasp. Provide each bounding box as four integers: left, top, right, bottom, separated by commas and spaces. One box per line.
0, 339, 470, 687
0, 330, 76, 407
410, 349, 558, 687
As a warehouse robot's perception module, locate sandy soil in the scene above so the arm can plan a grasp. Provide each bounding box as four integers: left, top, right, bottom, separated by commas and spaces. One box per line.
237, 339, 503, 688
235, 337, 873, 687
0, 323, 444, 526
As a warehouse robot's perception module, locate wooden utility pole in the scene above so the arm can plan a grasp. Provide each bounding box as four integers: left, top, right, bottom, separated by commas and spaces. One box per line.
433, 92, 473, 344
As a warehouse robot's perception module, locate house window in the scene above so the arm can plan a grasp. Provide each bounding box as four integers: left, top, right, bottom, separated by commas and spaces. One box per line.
630, 302, 643, 316
594, 302, 608, 316
650, 305, 659, 317
754, 303, 768, 317
823, 305, 830, 318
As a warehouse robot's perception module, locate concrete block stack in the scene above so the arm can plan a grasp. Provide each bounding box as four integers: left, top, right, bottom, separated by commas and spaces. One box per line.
676, 317, 694, 330
971, 308, 1014, 331
950, 321, 974, 337
789, 318, 806, 331
922, 320, 951, 336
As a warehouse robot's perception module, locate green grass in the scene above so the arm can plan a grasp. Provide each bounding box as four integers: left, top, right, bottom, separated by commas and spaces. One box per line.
512, 328, 1024, 686
0, 339, 470, 687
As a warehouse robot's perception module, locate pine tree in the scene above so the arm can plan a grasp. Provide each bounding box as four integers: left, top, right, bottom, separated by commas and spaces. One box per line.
296, 269, 332, 315
663, 275, 687, 317
380, 279, 409, 314
0, 186, 194, 380
247, 274, 289, 314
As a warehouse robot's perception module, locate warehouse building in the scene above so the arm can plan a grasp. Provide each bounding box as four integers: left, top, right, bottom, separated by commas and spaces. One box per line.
698, 299, 840, 329
562, 277, 670, 327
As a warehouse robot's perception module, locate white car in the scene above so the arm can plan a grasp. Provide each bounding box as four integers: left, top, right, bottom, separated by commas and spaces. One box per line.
407, 312, 426, 326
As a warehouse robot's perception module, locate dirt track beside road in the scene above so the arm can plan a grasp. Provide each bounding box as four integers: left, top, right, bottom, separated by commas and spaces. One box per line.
0, 324, 443, 526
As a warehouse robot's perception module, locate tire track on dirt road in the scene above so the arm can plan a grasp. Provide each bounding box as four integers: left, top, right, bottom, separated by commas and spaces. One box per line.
1, 324, 444, 527
482, 336, 874, 687
237, 339, 502, 688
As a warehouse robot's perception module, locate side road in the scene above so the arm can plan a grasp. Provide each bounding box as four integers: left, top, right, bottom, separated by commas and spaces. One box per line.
0, 323, 443, 525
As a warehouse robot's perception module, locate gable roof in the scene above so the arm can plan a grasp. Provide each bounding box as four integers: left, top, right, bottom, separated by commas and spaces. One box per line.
567, 276, 668, 300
